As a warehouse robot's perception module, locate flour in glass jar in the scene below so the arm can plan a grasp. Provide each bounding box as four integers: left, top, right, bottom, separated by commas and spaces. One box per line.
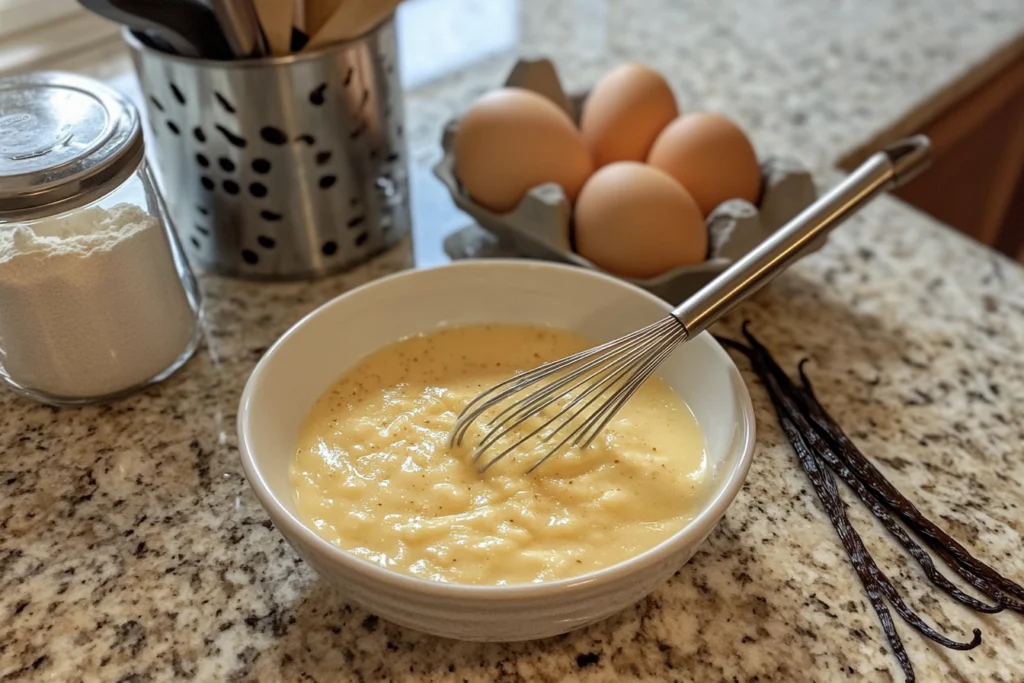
0, 203, 197, 399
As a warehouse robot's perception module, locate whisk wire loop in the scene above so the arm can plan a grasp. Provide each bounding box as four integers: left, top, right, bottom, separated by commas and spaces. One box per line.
448, 319, 676, 450
476, 323, 679, 472
451, 316, 687, 472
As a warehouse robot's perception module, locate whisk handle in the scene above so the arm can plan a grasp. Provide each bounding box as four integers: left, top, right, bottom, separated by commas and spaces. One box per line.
671, 135, 932, 336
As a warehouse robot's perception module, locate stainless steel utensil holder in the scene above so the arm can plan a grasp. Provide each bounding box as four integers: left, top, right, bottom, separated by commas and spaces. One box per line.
127, 17, 410, 279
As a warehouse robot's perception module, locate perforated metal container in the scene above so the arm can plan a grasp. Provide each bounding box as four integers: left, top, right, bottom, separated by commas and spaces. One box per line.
127, 17, 410, 280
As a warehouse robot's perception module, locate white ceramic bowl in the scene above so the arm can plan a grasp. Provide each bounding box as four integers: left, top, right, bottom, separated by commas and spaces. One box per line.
238, 260, 755, 641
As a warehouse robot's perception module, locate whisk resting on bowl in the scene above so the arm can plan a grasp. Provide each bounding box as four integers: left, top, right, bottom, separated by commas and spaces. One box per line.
450, 136, 932, 472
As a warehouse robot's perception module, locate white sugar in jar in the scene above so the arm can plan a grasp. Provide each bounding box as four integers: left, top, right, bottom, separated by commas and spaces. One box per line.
0, 72, 200, 405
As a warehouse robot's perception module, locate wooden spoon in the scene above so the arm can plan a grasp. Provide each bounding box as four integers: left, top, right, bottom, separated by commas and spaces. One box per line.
305, 0, 343, 35
252, 0, 295, 55
305, 0, 401, 50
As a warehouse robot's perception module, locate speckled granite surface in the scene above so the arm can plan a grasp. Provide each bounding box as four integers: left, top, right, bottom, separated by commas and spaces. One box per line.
3, 1, 1024, 681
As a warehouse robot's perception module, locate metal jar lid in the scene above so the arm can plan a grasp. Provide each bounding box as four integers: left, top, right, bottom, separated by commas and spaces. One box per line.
0, 72, 145, 221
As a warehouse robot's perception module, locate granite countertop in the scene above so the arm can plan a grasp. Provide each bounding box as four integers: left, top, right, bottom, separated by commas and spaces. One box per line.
3, 1, 1024, 681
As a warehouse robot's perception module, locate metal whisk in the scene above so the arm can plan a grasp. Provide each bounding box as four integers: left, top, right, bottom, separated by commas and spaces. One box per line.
451, 136, 932, 472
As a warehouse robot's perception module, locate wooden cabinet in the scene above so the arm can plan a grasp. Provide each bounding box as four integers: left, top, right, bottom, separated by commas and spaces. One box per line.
840, 43, 1024, 260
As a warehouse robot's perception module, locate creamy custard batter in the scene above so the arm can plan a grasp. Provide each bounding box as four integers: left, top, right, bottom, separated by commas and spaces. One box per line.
292, 324, 708, 585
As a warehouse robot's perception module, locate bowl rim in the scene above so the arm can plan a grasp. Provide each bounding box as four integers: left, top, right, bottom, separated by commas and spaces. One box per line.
237, 259, 756, 601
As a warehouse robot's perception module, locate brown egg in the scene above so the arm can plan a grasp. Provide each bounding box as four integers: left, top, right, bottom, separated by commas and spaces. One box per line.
453, 88, 593, 213
580, 64, 679, 168
574, 162, 707, 278
647, 112, 761, 216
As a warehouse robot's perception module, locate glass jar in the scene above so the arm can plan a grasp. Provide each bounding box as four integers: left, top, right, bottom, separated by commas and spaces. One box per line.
0, 72, 201, 405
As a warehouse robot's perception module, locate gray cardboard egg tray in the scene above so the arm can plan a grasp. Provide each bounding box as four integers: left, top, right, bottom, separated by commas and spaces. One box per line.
433, 58, 820, 304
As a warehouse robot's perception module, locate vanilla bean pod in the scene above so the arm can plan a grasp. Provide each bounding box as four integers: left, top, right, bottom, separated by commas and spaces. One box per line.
733, 341, 984, 669
793, 359, 1024, 612
720, 338, 1003, 614
747, 356, 917, 680
803, 436, 1001, 613
736, 326, 1024, 610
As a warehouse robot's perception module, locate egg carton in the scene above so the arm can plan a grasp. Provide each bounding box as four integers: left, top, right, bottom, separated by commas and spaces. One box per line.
433, 58, 821, 304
